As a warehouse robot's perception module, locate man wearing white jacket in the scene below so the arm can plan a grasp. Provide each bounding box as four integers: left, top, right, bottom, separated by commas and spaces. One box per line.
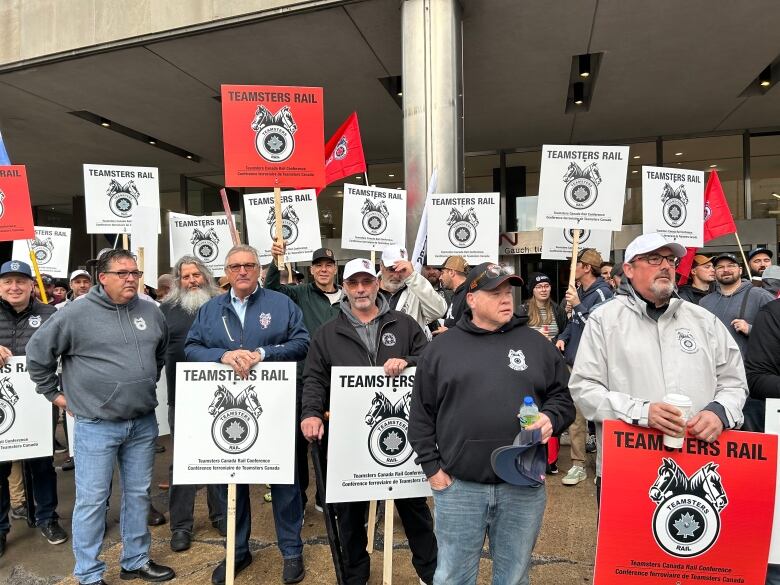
569, 233, 748, 501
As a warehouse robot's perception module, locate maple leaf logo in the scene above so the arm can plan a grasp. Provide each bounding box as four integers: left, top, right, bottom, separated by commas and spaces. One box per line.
225, 421, 246, 441
267, 135, 284, 152
673, 512, 700, 539
382, 430, 403, 452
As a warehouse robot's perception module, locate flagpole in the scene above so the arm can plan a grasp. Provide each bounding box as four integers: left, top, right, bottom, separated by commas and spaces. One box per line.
734, 233, 752, 280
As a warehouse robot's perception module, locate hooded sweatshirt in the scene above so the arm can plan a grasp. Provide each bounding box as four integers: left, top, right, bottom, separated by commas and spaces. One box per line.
27, 285, 168, 421
555, 276, 613, 365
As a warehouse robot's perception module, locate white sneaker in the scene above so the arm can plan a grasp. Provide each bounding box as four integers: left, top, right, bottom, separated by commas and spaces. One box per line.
561, 465, 587, 486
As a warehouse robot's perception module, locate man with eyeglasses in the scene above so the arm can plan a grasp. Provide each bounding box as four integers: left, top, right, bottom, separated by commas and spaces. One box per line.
185, 244, 309, 585
27, 249, 173, 585
409, 262, 574, 585
570, 233, 747, 505
677, 254, 716, 304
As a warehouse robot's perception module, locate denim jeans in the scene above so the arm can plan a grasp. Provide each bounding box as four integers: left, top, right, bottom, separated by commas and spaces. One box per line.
0, 457, 59, 533
72, 412, 158, 584
431, 478, 546, 585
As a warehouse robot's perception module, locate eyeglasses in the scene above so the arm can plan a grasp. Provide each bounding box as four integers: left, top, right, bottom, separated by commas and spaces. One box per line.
470, 264, 510, 290
632, 254, 679, 267
227, 263, 258, 273
104, 270, 143, 280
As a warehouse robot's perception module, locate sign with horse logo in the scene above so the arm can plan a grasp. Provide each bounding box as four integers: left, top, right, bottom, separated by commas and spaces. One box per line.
426, 193, 499, 265
169, 212, 234, 277
763, 398, 780, 564
172, 363, 296, 485
326, 367, 430, 503
536, 145, 629, 231
11, 226, 71, 278
83, 164, 160, 234
642, 166, 704, 247
221, 85, 324, 188
594, 420, 777, 585
341, 183, 407, 251
541, 227, 612, 261
0, 166, 35, 241
0, 358, 54, 462
243, 189, 321, 264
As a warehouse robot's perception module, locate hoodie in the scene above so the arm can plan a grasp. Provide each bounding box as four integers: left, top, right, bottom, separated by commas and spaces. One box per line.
27, 285, 168, 421
555, 276, 613, 365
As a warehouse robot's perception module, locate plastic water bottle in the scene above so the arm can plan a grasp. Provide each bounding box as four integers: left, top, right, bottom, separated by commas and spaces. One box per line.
518, 396, 539, 428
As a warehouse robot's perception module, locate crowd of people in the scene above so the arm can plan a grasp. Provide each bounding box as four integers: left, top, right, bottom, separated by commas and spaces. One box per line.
0, 230, 776, 585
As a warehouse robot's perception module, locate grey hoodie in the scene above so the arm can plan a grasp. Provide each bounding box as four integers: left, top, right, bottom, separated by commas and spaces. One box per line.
27, 285, 168, 421
339, 294, 391, 360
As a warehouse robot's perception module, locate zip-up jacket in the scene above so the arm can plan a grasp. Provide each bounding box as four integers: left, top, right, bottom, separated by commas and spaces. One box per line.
380, 271, 447, 336
569, 280, 747, 475
0, 297, 56, 355
27, 285, 168, 421
555, 276, 613, 365
185, 286, 309, 365
409, 310, 575, 483
301, 298, 428, 421
745, 299, 780, 400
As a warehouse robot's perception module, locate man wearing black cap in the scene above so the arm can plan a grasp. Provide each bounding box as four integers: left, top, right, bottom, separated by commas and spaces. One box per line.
677, 254, 715, 304
269, 242, 342, 512
748, 247, 773, 278
409, 262, 574, 585
0, 260, 68, 556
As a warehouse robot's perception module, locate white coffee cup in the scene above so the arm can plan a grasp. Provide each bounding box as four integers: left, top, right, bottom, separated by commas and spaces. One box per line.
662, 393, 693, 449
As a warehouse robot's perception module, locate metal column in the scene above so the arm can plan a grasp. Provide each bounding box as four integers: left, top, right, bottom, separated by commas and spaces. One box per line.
401, 0, 464, 253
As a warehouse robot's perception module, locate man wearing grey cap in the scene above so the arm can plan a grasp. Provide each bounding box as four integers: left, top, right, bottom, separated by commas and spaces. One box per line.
570, 233, 748, 503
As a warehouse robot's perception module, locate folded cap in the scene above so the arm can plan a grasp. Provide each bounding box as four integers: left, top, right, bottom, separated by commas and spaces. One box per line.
312, 247, 336, 263
624, 233, 687, 264
381, 245, 408, 267
466, 262, 523, 292
577, 248, 603, 268
442, 255, 469, 273
0, 260, 33, 279
490, 428, 547, 487
748, 247, 773, 261
692, 254, 714, 268
69, 269, 91, 281
343, 258, 378, 280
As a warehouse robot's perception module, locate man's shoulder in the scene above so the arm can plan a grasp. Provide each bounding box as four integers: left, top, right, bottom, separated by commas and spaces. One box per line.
34, 302, 57, 316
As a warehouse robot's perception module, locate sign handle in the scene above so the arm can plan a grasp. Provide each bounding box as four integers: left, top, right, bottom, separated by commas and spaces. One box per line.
568, 229, 581, 290
122, 233, 129, 250
137, 246, 145, 292
734, 232, 752, 280
382, 499, 394, 584
370, 250, 376, 267
226, 483, 237, 585
274, 187, 284, 267
26, 241, 48, 304
366, 500, 377, 554
220, 188, 241, 246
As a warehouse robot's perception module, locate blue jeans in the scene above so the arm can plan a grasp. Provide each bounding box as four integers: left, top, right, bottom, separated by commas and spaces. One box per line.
72, 413, 158, 584
0, 457, 59, 532
431, 478, 546, 585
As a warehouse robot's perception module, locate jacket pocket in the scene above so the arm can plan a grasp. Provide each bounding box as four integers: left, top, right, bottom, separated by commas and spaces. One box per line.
446, 439, 508, 481
98, 378, 158, 420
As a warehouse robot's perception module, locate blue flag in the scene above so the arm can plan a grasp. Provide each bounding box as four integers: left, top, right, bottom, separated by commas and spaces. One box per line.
0, 130, 10, 165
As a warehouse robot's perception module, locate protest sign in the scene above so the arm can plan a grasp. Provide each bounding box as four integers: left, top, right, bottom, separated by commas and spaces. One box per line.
341, 183, 406, 251
221, 85, 324, 188
595, 420, 776, 585
131, 206, 159, 285
765, 399, 780, 564
642, 166, 705, 247
536, 145, 629, 231
172, 362, 296, 485
169, 213, 234, 277
12, 227, 71, 278
83, 164, 160, 234
426, 193, 499, 265
542, 228, 612, 260
243, 189, 321, 264
0, 166, 34, 241
0, 358, 53, 462
326, 367, 430, 503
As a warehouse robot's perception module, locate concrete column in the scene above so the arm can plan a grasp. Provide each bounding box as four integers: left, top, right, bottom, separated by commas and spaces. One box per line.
401, 0, 464, 254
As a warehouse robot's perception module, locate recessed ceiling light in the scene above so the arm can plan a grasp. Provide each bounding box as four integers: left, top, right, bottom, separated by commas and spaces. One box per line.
578, 54, 591, 78
760, 66, 772, 87
148, 138, 156, 145
100, 118, 111, 127
388, 174, 395, 178
675, 152, 683, 156
709, 164, 717, 168
631, 170, 638, 174
573, 82, 585, 105
632, 155, 640, 159
337, 190, 342, 194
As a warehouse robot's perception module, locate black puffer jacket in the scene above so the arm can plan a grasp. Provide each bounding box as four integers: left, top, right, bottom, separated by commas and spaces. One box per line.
0, 297, 57, 355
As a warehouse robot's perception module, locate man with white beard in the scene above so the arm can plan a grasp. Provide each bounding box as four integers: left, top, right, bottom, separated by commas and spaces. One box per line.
161, 256, 227, 552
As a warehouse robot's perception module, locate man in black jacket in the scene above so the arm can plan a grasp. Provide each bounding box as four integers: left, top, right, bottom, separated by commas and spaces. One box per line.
0, 260, 67, 556
677, 254, 715, 304
301, 258, 437, 585
409, 262, 575, 585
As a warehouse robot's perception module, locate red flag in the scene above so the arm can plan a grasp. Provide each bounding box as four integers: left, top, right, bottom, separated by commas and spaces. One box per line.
316, 112, 366, 195
703, 170, 736, 241
676, 247, 697, 285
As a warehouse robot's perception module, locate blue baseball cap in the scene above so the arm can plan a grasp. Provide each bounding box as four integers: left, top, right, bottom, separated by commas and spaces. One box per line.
490, 429, 547, 486
0, 260, 34, 279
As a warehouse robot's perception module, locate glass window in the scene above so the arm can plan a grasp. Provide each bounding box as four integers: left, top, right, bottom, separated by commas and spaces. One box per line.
624, 142, 657, 225
465, 154, 499, 193
750, 135, 780, 230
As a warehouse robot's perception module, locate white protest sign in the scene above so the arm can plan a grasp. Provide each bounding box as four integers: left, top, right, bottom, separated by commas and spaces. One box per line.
11, 226, 71, 278
536, 145, 629, 230
765, 398, 780, 563
173, 362, 296, 485
243, 189, 321, 264
542, 228, 612, 260
169, 213, 233, 277
326, 367, 430, 503
642, 166, 704, 247
0, 358, 53, 462
341, 183, 406, 251
131, 206, 159, 285
83, 164, 161, 234
426, 193, 499, 265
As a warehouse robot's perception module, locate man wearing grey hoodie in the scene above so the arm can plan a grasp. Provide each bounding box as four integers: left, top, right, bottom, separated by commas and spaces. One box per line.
27, 249, 173, 585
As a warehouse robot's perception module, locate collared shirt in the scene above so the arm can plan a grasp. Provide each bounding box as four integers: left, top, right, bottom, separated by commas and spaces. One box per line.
230, 285, 259, 326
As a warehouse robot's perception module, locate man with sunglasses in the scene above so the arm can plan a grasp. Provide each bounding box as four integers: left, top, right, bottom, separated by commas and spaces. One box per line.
409, 262, 575, 585
185, 244, 310, 585
570, 233, 747, 504
28, 249, 173, 585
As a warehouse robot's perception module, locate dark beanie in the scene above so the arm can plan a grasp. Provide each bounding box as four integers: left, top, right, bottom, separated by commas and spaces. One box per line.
526, 272, 551, 295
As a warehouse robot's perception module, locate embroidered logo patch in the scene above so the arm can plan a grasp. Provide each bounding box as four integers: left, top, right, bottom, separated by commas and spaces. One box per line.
28, 315, 41, 328
259, 313, 272, 329
381, 332, 397, 347
508, 349, 528, 371
133, 317, 147, 331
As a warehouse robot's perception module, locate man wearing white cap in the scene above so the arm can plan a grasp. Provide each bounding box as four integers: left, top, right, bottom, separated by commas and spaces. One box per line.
55, 270, 92, 310
569, 233, 747, 502
378, 246, 447, 339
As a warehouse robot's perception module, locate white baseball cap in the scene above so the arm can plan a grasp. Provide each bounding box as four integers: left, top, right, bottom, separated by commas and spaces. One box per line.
343, 258, 378, 281
381, 245, 408, 266
624, 233, 687, 264
69, 269, 91, 281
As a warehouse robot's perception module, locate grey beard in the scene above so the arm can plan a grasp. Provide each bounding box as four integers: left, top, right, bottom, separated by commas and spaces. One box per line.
649, 280, 674, 305
166, 286, 217, 314
381, 278, 403, 294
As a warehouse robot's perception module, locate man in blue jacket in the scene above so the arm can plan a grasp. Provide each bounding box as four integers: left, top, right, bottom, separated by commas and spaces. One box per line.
185, 244, 309, 585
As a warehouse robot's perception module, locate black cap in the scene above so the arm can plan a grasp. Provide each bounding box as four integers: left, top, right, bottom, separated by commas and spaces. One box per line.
312, 248, 336, 263
713, 252, 740, 266
490, 429, 547, 487
748, 248, 773, 261
39, 273, 54, 285
465, 262, 524, 292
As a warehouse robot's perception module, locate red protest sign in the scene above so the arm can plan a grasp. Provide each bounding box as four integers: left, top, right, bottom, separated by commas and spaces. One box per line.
0, 166, 34, 241
221, 85, 325, 188
596, 420, 777, 585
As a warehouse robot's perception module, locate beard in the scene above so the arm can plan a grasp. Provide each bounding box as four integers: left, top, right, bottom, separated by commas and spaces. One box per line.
381, 277, 404, 294
165, 285, 217, 314
649, 278, 674, 305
